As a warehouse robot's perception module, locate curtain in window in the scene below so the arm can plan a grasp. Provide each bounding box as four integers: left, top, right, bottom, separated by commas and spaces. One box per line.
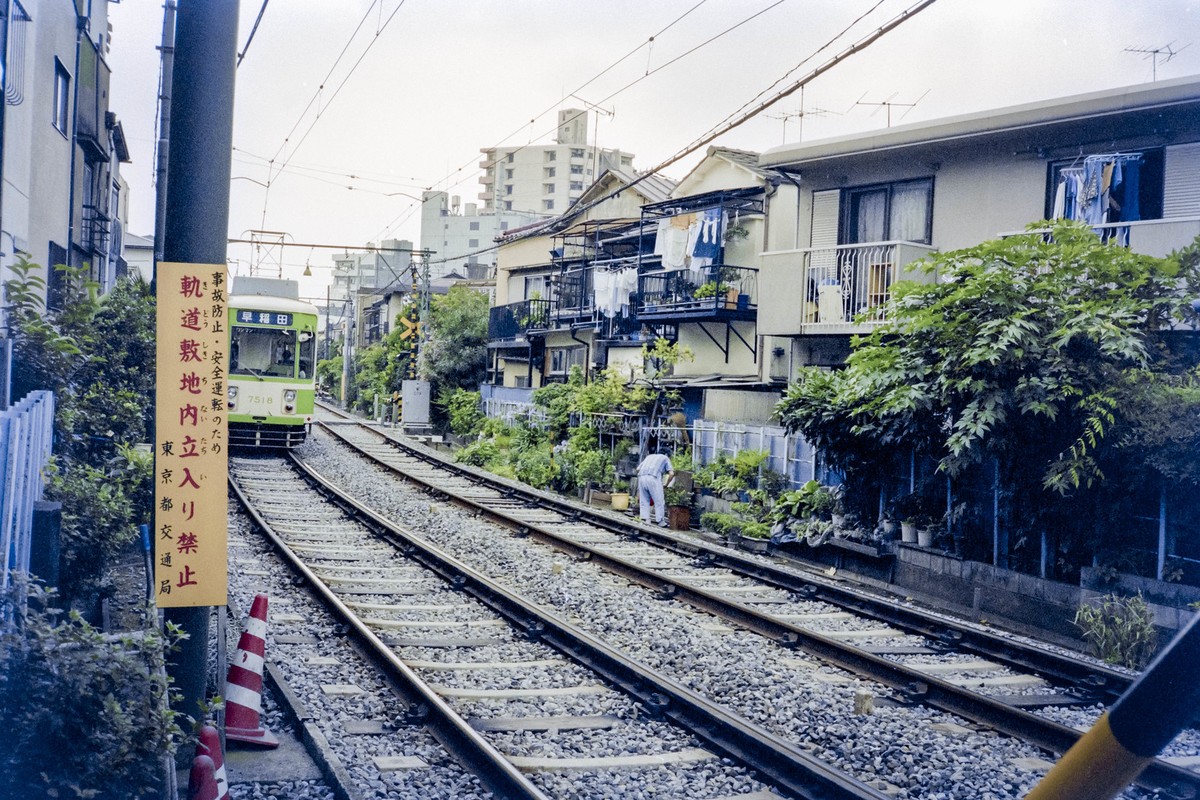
889, 183, 929, 241
853, 190, 887, 242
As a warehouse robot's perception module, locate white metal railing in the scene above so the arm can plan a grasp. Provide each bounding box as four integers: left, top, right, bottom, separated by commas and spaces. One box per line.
1, 390, 55, 623
801, 241, 937, 326
692, 419, 820, 489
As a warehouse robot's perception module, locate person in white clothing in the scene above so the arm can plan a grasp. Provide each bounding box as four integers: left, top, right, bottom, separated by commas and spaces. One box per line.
636, 451, 674, 527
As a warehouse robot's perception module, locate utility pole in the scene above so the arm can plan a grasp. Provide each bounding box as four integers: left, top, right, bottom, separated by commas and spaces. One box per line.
160, 0, 239, 749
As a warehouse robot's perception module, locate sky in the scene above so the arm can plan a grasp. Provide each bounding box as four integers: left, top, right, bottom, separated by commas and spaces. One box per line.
106, 0, 1200, 301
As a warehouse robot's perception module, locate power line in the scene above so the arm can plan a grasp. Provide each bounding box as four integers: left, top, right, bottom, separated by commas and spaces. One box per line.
459, 0, 938, 255
382, 0, 788, 240
236, 0, 270, 67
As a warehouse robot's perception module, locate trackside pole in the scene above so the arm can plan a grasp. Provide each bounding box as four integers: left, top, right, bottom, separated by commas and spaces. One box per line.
160, 0, 239, 743
1025, 613, 1200, 799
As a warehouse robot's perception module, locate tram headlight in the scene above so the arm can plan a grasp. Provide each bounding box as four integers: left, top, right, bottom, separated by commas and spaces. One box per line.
283, 389, 296, 413
227, 385, 237, 410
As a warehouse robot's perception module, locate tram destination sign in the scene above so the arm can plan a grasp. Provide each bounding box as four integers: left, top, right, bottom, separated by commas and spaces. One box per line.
236, 309, 292, 326
154, 262, 229, 608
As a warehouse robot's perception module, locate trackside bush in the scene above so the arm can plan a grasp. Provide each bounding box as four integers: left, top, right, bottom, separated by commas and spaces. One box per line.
0, 583, 184, 798
1074, 592, 1158, 669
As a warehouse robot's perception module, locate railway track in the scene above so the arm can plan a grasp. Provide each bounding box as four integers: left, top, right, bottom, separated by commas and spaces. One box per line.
229, 454, 886, 799
294, 407, 1200, 798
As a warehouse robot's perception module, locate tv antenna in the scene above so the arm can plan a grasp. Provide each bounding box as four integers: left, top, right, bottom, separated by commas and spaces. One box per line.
766, 86, 838, 143
1124, 43, 1190, 80
852, 89, 929, 127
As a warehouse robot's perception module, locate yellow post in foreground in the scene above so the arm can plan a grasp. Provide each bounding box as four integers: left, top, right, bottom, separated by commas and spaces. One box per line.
1026, 613, 1200, 800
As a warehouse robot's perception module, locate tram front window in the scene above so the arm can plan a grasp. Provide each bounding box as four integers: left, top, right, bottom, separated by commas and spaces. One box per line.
231, 327, 297, 377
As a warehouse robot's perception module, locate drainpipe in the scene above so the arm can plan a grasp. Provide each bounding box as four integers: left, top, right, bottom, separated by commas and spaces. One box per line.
570, 326, 591, 374
779, 170, 804, 251
65, 9, 90, 277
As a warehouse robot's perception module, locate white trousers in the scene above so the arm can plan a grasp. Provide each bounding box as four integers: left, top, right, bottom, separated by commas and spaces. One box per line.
638, 475, 665, 523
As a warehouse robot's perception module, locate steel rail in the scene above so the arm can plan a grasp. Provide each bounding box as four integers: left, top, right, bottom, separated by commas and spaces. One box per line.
228, 471, 552, 800
282, 451, 890, 800
313, 419, 1200, 796
317, 415, 1132, 697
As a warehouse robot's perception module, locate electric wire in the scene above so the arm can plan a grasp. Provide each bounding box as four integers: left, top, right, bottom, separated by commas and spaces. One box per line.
414, 0, 938, 266
237, 0, 271, 67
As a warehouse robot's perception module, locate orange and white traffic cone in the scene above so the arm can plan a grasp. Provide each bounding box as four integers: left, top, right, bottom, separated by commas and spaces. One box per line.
187, 754, 217, 800
196, 724, 229, 800
224, 593, 279, 748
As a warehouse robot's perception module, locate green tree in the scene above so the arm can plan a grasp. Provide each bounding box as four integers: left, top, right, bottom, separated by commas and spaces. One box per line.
778, 222, 1200, 571
420, 285, 488, 400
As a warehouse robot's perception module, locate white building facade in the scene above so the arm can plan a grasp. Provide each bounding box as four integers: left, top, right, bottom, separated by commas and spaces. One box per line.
1, 0, 130, 315
419, 191, 537, 280
478, 109, 635, 216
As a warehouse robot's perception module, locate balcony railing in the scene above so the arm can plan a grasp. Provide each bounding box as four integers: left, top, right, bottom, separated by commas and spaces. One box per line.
636, 264, 758, 321
801, 241, 937, 327
556, 268, 595, 322
488, 298, 551, 342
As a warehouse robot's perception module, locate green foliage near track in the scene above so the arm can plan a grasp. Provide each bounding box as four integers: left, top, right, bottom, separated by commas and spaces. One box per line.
1074, 593, 1158, 669
0, 582, 183, 799
6, 259, 156, 611
777, 223, 1200, 579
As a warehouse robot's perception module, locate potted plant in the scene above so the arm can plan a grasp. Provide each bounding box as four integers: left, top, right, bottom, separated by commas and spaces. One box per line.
610, 479, 631, 512
892, 493, 925, 543
664, 484, 692, 530
669, 450, 694, 493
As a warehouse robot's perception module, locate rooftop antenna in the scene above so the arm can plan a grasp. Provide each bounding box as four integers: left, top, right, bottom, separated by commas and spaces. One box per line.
852, 89, 929, 127
766, 86, 838, 143
1124, 43, 1190, 80
569, 94, 616, 182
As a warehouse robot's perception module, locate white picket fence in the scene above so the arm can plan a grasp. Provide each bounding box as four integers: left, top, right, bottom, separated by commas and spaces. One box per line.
1, 390, 55, 618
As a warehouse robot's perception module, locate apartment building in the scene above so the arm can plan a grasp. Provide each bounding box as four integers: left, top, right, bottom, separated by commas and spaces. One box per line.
0, 0, 130, 313
757, 76, 1200, 371
478, 108, 635, 216
419, 190, 537, 280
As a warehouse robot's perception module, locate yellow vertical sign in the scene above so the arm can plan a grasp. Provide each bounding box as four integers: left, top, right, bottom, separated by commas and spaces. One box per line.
154, 262, 229, 608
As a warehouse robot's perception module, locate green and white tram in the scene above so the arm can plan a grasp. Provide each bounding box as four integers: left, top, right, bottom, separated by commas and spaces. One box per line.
227, 294, 319, 447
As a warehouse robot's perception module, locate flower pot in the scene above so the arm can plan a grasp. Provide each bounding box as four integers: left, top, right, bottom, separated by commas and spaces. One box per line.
737, 293, 750, 310
917, 527, 934, 548
901, 521, 918, 544
668, 505, 690, 531
610, 492, 630, 512
739, 534, 770, 553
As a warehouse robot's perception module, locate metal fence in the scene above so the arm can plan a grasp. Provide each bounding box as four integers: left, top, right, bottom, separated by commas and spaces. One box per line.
1, 390, 55, 623
691, 419, 821, 488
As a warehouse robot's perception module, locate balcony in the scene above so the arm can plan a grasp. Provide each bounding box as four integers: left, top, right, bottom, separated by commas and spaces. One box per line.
555, 267, 595, 324
636, 264, 758, 323
488, 298, 551, 343
80, 204, 111, 256
796, 241, 937, 333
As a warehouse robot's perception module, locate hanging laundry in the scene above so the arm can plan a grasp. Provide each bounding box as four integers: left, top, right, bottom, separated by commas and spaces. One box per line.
691, 208, 723, 261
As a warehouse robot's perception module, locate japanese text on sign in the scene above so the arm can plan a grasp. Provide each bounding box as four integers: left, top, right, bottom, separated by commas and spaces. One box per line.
154, 262, 229, 607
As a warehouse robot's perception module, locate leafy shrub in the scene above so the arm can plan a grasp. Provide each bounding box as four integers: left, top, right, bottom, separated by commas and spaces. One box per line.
700, 511, 740, 535
1074, 593, 1158, 669
515, 445, 556, 489
0, 583, 184, 798
456, 439, 499, 468
441, 388, 484, 437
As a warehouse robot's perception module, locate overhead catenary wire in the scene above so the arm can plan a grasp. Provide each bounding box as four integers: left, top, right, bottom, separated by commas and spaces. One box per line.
236, 0, 270, 67
417, 0, 786, 221
417, 0, 938, 265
